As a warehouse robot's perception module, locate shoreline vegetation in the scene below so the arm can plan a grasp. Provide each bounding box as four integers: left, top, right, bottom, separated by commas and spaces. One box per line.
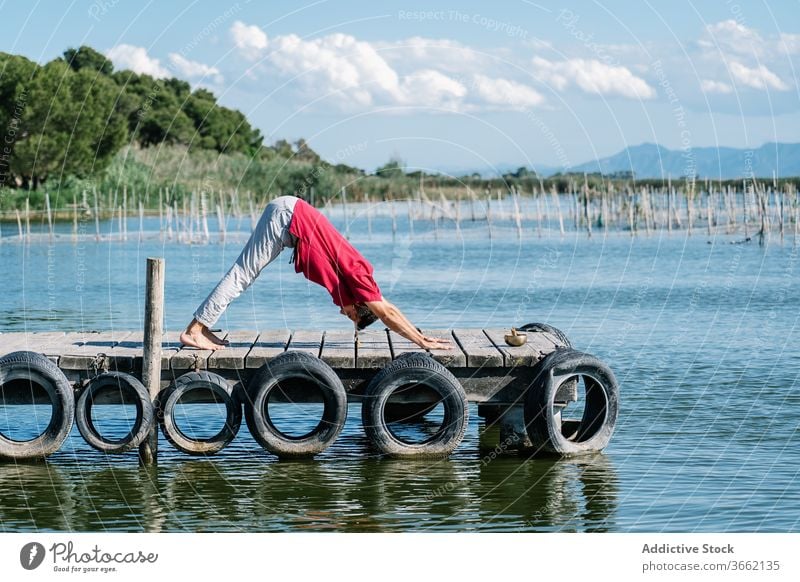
1, 46, 798, 245
1, 152, 797, 248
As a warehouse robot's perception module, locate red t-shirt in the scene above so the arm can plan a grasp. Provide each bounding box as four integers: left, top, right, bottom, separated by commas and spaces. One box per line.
289, 199, 382, 307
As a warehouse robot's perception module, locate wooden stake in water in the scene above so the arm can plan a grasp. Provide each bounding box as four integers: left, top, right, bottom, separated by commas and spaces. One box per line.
512, 187, 522, 239
216, 203, 226, 243
15, 209, 23, 240
201, 191, 210, 243
159, 188, 164, 240
25, 197, 31, 242
122, 186, 128, 241
118, 205, 123, 241
92, 188, 100, 241
44, 192, 53, 241
139, 201, 145, 243
139, 257, 164, 466
585, 178, 593, 238
72, 192, 78, 241
551, 185, 564, 236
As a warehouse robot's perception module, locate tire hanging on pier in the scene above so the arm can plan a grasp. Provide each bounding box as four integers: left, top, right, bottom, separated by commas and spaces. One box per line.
362, 353, 468, 458
245, 350, 347, 458
157, 371, 241, 455
76, 372, 154, 454
524, 349, 618, 455
0, 350, 75, 460
382, 350, 439, 423
518, 322, 572, 348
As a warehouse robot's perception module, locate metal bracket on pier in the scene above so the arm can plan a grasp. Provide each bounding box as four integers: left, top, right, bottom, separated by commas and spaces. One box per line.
90, 352, 109, 376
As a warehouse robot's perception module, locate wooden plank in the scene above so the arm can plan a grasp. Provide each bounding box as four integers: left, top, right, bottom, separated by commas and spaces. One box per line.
483, 328, 543, 367
452, 329, 503, 368
424, 328, 466, 367
1, 332, 67, 353
110, 331, 180, 371
388, 330, 466, 366
45, 331, 95, 368
170, 330, 226, 371
355, 328, 391, 369
388, 331, 424, 359
59, 331, 128, 369
207, 331, 259, 370
0, 332, 67, 363
320, 329, 355, 368
285, 330, 323, 357
245, 329, 290, 368
538, 331, 563, 351
0, 332, 33, 353
102, 331, 138, 370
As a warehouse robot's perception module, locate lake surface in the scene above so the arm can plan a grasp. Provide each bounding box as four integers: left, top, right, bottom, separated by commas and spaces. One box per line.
0, 207, 798, 532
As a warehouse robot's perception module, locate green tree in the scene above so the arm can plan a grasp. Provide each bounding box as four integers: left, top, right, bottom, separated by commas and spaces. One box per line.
63, 46, 113, 75
0, 53, 38, 187
376, 157, 405, 179
10, 59, 128, 187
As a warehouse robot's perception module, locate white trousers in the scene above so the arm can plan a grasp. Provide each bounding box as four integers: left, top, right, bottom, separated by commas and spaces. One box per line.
193, 195, 298, 328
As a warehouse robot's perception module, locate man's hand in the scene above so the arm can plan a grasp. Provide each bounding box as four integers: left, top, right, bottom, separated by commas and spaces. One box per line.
418, 335, 452, 350
364, 299, 453, 350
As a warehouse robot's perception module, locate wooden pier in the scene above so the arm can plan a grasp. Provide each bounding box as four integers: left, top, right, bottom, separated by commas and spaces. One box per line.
1, 322, 618, 460
0, 327, 569, 404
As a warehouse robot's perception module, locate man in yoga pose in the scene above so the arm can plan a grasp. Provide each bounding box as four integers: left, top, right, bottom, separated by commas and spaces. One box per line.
180, 195, 452, 351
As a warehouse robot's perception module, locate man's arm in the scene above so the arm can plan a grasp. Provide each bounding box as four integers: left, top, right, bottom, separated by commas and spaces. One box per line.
365, 299, 451, 350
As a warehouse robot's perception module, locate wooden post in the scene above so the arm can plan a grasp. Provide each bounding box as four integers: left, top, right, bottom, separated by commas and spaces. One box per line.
45, 192, 53, 241
15, 209, 23, 240
93, 188, 100, 241
72, 192, 78, 241
25, 196, 31, 242
139, 257, 165, 466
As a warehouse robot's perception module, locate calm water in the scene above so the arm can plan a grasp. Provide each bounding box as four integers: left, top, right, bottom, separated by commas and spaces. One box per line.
0, 208, 798, 532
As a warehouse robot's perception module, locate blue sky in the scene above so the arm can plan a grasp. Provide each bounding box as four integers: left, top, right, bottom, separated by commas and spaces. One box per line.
2, 0, 798, 174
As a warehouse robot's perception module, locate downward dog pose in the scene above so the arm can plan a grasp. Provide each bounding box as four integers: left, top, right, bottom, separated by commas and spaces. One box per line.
180, 195, 451, 351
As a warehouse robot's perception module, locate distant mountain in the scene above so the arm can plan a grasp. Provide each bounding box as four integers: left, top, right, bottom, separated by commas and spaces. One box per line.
568, 142, 800, 179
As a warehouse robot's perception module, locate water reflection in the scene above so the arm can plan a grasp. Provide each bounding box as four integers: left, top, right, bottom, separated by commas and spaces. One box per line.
0, 451, 617, 532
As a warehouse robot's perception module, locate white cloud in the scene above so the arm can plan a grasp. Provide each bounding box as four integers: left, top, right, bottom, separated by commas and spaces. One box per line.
106, 44, 169, 78
168, 54, 222, 82
471, 75, 544, 109
379, 37, 484, 75
230, 20, 268, 60
728, 61, 788, 91
233, 27, 529, 112
700, 79, 733, 94
779, 33, 800, 54
268, 32, 401, 106
532, 57, 655, 99
702, 20, 765, 57
400, 69, 467, 108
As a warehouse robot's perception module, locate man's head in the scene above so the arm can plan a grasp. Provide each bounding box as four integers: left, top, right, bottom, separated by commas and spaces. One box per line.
340, 303, 379, 330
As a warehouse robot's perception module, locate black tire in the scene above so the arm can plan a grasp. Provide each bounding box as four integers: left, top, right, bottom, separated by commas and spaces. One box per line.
518, 322, 572, 348
244, 351, 347, 458
362, 353, 468, 458
76, 372, 154, 454
0, 350, 75, 460
157, 371, 241, 455
524, 349, 618, 455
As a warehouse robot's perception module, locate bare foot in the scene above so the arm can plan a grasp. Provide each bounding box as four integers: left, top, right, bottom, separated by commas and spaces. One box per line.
180, 329, 224, 350
203, 327, 229, 346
